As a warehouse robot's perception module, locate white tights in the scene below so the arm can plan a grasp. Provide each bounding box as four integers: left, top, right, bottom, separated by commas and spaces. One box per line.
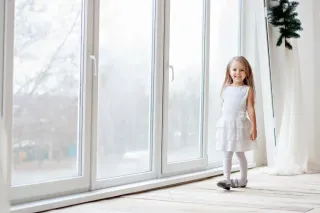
224, 151, 247, 184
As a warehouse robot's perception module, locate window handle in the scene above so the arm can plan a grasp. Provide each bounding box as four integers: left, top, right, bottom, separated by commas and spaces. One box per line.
169, 65, 174, 82
89, 54, 97, 76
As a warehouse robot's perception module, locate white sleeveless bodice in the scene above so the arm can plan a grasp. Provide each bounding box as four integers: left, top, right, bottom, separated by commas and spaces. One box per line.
215, 85, 253, 152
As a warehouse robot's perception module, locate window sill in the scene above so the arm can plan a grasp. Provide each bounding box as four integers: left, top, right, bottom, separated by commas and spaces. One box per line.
11, 163, 256, 213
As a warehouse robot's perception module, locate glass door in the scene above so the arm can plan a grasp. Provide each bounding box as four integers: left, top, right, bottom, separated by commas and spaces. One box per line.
162, 0, 208, 175
91, 0, 157, 190
6, 0, 91, 203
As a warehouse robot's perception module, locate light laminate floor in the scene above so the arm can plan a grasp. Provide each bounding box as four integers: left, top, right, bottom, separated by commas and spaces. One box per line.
46, 168, 320, 213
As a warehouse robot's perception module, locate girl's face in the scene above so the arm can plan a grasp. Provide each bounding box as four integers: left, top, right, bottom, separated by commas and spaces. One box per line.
229, 60, 246, 84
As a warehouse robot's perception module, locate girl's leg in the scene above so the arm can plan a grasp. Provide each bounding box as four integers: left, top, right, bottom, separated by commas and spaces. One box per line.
217, 151, 234, 190
223, 151, 233, 183
235, 152, 248, 185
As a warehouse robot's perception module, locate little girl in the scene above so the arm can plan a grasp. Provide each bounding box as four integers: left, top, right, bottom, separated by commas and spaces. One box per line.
216, 56, 257, 190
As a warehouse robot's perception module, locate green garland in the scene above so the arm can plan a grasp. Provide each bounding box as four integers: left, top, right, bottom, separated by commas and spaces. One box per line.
268, 0, 303, 50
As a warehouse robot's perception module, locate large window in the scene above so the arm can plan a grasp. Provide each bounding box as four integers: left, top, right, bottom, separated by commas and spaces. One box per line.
96, 0, 154, 180
167, 0, 204, 163
12, 0, 84, 186
160, 0, 208, 175
7, 0, 91, 204
2, 0, 244, 207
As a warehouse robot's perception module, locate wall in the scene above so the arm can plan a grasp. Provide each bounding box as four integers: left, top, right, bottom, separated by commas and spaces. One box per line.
313, 0, 320, 164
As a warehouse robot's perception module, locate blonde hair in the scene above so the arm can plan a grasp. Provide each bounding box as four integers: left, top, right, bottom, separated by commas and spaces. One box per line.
221, 56, 255, 98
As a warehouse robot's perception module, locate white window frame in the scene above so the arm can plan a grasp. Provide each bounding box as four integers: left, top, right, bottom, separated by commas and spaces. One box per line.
3, 0, 256, 211
160, 0, 209, 176
5, 0, 93, 204
89, 0, 159, 190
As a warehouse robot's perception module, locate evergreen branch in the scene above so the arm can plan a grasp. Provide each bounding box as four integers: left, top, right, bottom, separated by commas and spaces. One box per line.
284, 2, 299, 16
286, 21, 303, 31
268, 7, 284, 18
267, 0, 302, 50
287, 12, 298, 19
269, 20, 285, 27
285, 40, 292, 50
287, 25, 302, 32
287, 32, 300, 39
276, 34, 284, 46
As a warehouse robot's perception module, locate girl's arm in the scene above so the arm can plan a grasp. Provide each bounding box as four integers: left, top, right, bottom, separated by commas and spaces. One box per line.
247, 87, 257, 141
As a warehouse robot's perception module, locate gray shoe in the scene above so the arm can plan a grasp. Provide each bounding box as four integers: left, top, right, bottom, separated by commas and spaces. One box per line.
217, 180, 231, 190
230, 179, 248, 188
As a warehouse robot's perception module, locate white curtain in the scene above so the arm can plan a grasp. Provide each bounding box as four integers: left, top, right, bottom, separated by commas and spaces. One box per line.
0, 118, 9, 212
262, 39, 320, 175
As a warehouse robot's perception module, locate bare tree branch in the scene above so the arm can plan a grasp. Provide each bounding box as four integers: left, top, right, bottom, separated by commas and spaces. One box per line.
14, 11, 81, 96
15, 0, 35, 18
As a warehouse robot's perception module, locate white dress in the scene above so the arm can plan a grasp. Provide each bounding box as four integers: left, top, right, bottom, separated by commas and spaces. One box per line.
216, 85, 253, 152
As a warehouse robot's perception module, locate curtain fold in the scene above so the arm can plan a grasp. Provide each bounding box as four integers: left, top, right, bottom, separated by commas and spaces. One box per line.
262, 39, 320, 175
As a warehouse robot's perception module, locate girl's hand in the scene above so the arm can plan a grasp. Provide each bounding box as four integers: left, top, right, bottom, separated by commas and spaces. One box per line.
247, 87, 257, 141
250, 127, 257, 141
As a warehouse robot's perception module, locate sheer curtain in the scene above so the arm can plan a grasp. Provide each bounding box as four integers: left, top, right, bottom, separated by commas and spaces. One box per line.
0, 117, 9, 212
263, 39, 320, 175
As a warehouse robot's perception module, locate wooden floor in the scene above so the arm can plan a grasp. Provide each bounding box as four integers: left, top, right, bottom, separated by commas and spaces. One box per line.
47, 168, 320, 213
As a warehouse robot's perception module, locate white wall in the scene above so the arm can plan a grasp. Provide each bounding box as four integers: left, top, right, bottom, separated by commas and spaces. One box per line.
312, 0, 320, 165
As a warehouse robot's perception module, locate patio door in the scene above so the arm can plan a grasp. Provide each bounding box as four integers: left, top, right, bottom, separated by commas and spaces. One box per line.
161, 0, 209, 175
5, 0, 92, 203
90, 0, 158, 190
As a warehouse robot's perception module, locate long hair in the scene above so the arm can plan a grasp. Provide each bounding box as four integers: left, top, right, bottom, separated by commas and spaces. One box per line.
221, 56, 255, 98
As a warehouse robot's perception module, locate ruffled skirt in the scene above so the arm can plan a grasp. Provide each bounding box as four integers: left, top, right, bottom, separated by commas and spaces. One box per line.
215, 112, 253, 152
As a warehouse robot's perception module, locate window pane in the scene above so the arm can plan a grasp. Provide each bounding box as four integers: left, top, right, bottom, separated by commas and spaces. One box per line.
97, 0, 154, 179
12, 0, 83, 185
167, 0, 204, 163
208, 0, 240, 163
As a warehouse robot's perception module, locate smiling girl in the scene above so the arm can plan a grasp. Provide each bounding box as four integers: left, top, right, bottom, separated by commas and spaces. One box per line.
215, 56, 257, 190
